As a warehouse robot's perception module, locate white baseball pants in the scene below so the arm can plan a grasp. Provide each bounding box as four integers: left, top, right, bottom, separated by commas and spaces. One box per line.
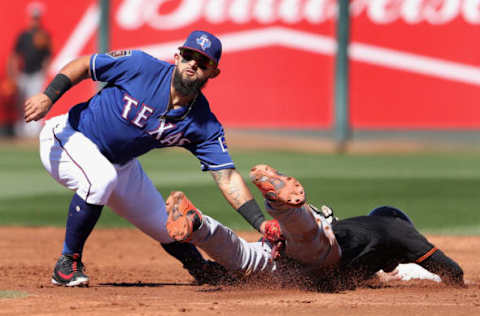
39, 114, 174, 244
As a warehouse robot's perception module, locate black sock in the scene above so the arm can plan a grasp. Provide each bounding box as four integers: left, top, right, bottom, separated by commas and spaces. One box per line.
161, 242, 205, 268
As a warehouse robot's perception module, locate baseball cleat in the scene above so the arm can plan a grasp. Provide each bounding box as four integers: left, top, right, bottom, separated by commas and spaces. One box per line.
249, 164, 305, 208
309, 203, 338, 224
186, 260, 236, 286
166, 191, 202, 242
51, 253, 89, 287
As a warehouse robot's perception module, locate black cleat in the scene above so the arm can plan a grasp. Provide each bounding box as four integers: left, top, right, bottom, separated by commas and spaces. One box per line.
309, 203, 338, 224
51, 254, 89, 287
186, 260, 237, 286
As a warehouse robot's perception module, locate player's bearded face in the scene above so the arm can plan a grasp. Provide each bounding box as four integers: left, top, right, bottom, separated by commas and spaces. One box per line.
173, 67, 208, 97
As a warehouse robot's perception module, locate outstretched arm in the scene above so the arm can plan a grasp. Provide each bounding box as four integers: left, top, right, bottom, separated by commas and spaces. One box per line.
24, 55, 91, 122
418, 249, 464, 286
210, 168, 267, 233
210, 168, 252, 209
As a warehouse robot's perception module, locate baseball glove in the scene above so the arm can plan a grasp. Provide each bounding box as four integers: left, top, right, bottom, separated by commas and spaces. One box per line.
262, 219, 285, 261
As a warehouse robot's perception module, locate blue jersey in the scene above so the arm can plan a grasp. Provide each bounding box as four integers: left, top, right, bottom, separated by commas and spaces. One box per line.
68, 50, 234, 171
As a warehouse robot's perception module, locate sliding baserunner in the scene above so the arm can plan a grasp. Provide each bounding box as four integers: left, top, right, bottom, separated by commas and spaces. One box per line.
165, 164, 464, 291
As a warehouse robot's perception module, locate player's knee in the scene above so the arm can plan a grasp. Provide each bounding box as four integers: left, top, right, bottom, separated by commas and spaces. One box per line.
89, 167, 118, 198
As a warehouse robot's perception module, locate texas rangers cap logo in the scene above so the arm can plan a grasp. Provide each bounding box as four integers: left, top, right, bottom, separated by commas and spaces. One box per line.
196, 34, 212, 51
179, 30, 222, 64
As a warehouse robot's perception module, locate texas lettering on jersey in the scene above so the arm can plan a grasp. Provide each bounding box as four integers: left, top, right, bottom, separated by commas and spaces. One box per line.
121, 93, 191, 146
68, 50, 234, 170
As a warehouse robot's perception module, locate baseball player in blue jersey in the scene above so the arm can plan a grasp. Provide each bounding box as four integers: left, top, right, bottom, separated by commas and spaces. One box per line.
24, 31, 271, 287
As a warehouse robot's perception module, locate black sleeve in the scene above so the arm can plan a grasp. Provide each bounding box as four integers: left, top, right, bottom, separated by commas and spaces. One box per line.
418, 249, 464, 286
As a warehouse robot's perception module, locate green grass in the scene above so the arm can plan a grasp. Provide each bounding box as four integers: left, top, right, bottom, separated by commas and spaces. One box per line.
1, 146, 479, 234
0, 291, 29, 299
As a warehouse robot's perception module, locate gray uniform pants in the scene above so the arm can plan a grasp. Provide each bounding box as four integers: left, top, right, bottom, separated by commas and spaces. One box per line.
190, 202, 341, 276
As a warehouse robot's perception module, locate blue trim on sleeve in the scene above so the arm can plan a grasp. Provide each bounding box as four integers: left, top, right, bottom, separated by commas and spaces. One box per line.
90, 54, 98, 81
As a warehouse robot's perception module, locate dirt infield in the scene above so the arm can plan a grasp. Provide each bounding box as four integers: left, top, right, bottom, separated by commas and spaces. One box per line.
1, 228, 479, 316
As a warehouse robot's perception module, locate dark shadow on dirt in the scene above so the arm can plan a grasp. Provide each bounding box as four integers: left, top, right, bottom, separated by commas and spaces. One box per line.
100, 282, 193, 287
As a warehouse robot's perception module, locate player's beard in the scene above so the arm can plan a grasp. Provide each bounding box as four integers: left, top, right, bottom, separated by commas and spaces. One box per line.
173, 68, 208, 97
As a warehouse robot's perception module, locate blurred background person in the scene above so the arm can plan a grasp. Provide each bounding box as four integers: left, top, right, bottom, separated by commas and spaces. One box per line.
7, 1, 51, 138
0, 77, 18, 137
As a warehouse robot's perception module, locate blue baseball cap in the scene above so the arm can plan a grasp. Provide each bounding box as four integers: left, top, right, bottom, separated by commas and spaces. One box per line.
179, 30, 222, 65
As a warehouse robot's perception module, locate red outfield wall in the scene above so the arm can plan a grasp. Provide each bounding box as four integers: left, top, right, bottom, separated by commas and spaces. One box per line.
1, 0, 479, 129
